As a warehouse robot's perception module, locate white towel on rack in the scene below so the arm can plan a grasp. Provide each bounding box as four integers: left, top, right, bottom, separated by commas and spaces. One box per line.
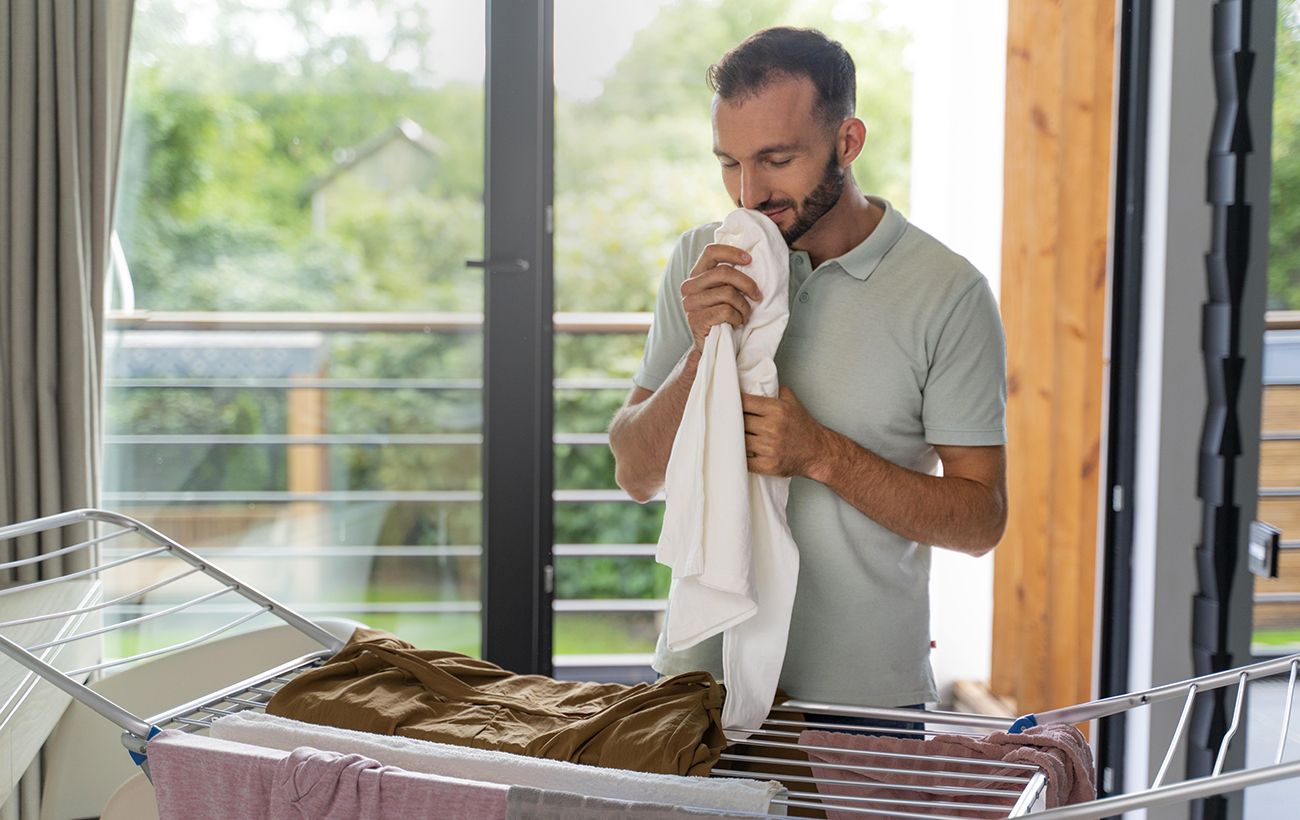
656, 208, 799, 736
211, 711, 784, 814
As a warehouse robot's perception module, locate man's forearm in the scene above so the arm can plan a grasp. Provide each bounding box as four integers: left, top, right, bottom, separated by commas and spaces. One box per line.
609, 348, 701, 502
807, 429, 1006, 556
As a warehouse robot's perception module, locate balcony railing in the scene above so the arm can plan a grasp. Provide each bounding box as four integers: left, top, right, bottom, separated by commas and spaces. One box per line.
101, 309, 1300, 667
102, 309, 659, 677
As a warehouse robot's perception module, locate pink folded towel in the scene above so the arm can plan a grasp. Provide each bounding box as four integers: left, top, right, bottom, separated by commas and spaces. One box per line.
799, 723, 1095, 819
148, 729, 508, 819
274, 746, 509, 819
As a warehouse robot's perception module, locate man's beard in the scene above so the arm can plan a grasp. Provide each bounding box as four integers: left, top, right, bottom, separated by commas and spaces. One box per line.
753, 150, 845, 245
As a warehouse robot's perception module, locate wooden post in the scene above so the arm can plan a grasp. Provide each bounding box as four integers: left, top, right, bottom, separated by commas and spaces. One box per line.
991, 0, 1115, 717
287, 377, 327, 550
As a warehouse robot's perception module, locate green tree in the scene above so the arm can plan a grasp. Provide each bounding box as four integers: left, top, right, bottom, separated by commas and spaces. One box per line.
554, 0, 912, 313
1271, 0, 1300, 309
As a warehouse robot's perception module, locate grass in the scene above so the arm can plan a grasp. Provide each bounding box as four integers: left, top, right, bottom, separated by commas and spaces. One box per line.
1253, 629, 1300, 648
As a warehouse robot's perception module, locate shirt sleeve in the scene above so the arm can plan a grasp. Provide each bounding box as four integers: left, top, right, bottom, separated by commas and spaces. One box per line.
921, 276, 1008, 446
632, 230, 700, 392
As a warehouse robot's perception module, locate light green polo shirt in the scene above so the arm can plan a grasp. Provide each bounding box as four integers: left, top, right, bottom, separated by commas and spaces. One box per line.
634, 197, 1007, 707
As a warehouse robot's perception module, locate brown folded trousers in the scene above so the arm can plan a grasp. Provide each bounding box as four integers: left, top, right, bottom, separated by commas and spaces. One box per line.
267, 628, 728, 776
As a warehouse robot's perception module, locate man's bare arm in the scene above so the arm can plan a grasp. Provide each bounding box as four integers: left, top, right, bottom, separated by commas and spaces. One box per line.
810, 435, 1007, 556
608, 348, 701, 503
742, 387, 1006, 556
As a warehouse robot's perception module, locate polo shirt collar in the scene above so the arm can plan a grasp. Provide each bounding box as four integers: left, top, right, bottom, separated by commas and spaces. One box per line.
819, 196, 907, 282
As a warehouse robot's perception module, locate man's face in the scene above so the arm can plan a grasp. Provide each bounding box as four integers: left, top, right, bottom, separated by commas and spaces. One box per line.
712, 74, 846, 245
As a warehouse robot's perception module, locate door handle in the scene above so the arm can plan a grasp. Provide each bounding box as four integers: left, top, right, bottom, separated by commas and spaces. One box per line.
466, 258, 530, 274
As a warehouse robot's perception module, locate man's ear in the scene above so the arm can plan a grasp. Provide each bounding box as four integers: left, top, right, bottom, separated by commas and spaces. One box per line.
838, 118, 867, 166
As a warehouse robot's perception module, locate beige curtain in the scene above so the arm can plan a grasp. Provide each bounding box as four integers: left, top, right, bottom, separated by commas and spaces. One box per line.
0, 0, 133, 816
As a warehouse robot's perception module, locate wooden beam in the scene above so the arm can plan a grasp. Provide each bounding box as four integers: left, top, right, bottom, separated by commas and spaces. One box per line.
992, 0, 1115, 717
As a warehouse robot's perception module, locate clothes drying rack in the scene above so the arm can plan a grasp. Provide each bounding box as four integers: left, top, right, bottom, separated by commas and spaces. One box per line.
1, 509, 1298, 819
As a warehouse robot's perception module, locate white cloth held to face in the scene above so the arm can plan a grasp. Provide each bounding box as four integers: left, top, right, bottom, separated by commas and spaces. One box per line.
656, 208, 799, 735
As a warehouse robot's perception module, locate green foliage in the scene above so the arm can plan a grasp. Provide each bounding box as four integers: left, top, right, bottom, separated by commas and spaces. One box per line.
1271, 0, 1300, 309
556, 0, 912, 312
109, 0, 916, 652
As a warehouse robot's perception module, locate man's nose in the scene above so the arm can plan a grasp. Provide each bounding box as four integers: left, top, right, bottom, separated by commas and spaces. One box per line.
739, 167, 770, 211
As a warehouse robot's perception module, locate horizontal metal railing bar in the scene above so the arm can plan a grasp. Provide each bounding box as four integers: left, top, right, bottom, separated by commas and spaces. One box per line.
1258, 487, 1300, 497
107, 377, 480, 390
99, 543, 655, 560
553, 598, 665, 613
557, 379, 634, 391
105, 377, 631, 391
1255, 593, 1300, 604
105, 491, 481, 503
104, 489, 656, 504
555, 489, 661, 503
106, 433, 483, 446
1267, 311, 1300, 330
104, 545, 484, 560
105, 599, 669, 615
106, 310, 652, 334
1262, 431, 1300, 441
554, 544, 657, 557
101, 598, 668, 617
103, 432, 611, 446
0, 526, 136, 573
551, 653, 654, 667
106, 601, 483, 615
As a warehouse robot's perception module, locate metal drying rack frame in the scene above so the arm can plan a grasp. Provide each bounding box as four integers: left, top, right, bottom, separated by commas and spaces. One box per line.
0, 509, 1296, 818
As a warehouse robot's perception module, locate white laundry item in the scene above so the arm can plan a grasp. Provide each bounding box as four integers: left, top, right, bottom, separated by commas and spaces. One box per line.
210, 711, 784, 814
656, 208, 799, 736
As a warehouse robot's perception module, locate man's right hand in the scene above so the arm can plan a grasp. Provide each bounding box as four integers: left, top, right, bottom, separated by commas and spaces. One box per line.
679, 243, 764, 353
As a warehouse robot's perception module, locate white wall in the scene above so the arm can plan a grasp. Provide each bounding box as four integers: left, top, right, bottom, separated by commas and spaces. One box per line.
906, 0, 1007, 704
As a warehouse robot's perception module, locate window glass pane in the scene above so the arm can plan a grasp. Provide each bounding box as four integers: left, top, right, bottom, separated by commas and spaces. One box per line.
104, 0, 485, 662
1254, 1, 1300, 655
552, 0, 921, 679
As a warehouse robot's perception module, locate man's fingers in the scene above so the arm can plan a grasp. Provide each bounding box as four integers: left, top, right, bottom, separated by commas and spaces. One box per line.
691, 243, 752, 276
741, 392, 777, 414
681, 265, 763, 302
691, 306, 745, 341
683, 286, 752, 323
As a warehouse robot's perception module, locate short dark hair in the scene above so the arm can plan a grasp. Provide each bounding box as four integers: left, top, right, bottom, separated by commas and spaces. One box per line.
707, 27, 856, 130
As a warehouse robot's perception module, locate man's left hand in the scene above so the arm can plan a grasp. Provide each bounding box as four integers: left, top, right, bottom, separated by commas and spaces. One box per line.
741, 386, 832, 478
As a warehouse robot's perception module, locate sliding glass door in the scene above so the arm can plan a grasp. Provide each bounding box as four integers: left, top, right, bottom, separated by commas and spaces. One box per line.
106, 0, 491, 660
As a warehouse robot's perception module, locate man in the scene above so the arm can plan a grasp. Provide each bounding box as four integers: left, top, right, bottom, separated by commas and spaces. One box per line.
608, 27, 1007, 710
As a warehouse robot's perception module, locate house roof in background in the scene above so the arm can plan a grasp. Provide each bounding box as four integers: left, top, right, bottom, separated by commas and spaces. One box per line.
303, 118, 445, 196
